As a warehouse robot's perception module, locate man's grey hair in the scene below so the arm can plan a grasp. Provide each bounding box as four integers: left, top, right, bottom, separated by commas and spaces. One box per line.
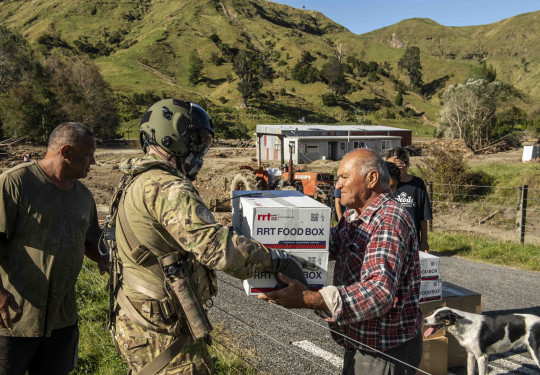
48, 122, 94, 150
347, 148, 390, 185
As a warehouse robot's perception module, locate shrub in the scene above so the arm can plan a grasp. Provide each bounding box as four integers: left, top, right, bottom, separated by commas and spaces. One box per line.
416, 143, 472, 201
321, 93, 337, 106
367, 71, 378, 82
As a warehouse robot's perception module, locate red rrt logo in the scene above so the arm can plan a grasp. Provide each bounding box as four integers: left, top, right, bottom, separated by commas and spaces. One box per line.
257, 213, 278, 221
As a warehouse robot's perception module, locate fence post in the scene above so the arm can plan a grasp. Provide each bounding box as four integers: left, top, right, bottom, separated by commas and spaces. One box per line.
427, 182, 433, 232
516, 185, 528, 244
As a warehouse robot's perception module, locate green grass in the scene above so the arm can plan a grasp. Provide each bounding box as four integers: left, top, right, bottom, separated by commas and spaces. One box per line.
430, 231, 540, 271
471, 162, 540, 190
75, 261, 127, 375
75, 260, 257, 374
469, 162, 540, 208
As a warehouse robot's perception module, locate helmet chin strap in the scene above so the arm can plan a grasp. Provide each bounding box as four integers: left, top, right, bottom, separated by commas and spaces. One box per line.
146, 143, 202, 181
148, 144, 178, 168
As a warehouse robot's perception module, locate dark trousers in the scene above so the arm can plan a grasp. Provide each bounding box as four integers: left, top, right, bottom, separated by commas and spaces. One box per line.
342, 332, 423, 375
0, 323, 79, 375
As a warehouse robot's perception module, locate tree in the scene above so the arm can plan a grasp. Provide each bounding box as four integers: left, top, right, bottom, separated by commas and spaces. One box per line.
0, 29, 119, 141
291, 51, 320, 84
439, 79, 508, 150
0, 26, 57, 140
398, 46, 422, 89
188, 49, 203, 84
42, 55, 119, 139
233, 50, 273, 107
321, 56, 349, 97
395, 90, 403, 106
471, 62, 496, 82
0, 26, 36, 94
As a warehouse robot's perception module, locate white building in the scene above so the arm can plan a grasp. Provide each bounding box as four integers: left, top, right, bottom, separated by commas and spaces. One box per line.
256, 124, 412, 164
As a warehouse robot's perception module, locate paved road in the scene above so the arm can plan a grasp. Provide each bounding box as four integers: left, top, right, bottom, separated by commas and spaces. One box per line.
208, 255, 540, 375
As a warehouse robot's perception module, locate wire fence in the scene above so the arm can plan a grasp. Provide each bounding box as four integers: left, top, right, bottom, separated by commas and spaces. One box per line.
428, 182, 538, 244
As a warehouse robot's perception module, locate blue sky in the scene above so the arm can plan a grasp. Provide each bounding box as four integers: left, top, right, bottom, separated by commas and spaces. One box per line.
272, 0, 540, 35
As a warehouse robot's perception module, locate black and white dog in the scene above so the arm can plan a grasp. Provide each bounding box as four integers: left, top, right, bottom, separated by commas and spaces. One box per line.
424, 307, 540, 375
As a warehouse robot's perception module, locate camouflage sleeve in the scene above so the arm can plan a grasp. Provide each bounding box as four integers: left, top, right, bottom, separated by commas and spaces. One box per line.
146, 173, 273, 280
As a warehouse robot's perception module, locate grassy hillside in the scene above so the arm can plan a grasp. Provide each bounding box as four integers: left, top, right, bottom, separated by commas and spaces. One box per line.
1, 0, 538, 136
362, 12, 540, 99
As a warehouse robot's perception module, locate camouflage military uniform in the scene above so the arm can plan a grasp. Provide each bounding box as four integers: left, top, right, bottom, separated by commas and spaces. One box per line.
111, 155, 273, 374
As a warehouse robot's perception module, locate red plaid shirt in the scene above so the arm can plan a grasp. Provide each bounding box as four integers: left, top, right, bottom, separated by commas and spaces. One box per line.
328, 191, 422, 351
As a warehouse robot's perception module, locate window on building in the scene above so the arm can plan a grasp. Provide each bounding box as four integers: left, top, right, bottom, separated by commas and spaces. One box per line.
274, 142, 281, 151
381, 140, 391, 150
340, 142, 346, 150
288, 142, 296, 154
353, 141, 366, 149
302, 143, 319, 154
306, 144, 319, 153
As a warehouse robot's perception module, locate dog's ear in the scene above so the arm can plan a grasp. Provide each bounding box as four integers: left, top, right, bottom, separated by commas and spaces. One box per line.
449, 311, 464, 325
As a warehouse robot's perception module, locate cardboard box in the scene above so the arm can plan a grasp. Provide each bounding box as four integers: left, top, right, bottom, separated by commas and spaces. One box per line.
232, 190, 331, 252
420, 279, 442, 303
441, 282, 482, 368
419, 251, 440, 280
243, 250, 329, 295
417, 336, 448, 375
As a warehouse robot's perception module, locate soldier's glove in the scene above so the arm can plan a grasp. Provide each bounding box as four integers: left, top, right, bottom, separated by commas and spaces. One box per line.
270, 249, 319, 289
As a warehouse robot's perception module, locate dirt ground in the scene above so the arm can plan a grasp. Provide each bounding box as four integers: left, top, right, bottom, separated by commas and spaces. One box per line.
1, 142, 537, 244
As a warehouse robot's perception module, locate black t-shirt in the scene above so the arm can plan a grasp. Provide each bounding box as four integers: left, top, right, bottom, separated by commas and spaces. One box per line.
394, 176, 432, 236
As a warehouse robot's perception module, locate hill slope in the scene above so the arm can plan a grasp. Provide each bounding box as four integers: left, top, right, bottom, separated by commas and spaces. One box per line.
1, 0, 538, 132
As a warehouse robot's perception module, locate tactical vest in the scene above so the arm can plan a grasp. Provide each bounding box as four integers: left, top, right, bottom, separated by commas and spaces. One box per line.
108, 166, 217, 335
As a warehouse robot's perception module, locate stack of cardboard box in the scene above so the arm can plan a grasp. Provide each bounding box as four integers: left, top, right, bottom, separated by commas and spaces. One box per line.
231, 190, 331, 295
419, 251, 442, 303
417, 250, 482, 375
417, 251, 445, 375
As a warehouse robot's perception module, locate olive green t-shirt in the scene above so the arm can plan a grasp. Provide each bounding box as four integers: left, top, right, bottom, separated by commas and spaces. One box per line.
0, 161, 101, 337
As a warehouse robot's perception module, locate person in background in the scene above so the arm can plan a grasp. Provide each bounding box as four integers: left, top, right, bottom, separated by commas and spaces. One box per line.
385, 147, 432, 252
386, 161, 401, 193
260, 148, 423, 375
334, 187, 347, 222
0, 122, 108, 375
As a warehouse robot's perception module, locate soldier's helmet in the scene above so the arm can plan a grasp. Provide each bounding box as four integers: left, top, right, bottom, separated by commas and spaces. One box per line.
140, 99, 214, 180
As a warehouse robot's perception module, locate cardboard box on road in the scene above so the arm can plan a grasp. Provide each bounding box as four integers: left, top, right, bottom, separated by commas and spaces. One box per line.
419, 282, 482, 369
417, 336, 448, 375
441, 282, 482, 368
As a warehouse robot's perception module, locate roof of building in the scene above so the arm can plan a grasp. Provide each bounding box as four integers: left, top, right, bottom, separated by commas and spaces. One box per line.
256, 124, 410, 134
286, 135, 401, 140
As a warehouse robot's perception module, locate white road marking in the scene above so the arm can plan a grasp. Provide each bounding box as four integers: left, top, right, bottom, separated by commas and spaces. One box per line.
292, 340, 343, 368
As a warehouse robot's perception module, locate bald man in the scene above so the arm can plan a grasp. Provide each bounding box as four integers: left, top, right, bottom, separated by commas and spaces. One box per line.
260, 149, 423, 375
0, 122, 107, 375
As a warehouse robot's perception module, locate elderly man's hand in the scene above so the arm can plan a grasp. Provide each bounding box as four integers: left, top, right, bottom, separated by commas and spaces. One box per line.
258, 273, 308, 309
